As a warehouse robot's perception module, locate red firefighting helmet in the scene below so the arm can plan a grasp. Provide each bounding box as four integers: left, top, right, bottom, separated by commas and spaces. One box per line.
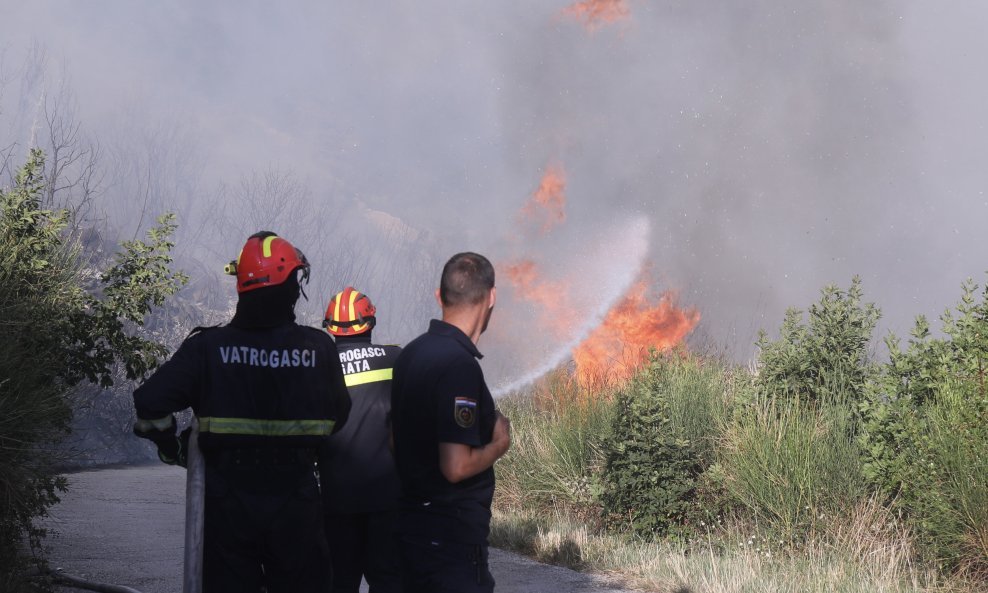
224, 231, 310, 294
323, 286, 376, 336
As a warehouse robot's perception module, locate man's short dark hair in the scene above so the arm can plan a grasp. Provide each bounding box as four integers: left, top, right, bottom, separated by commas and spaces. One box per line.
439, 252, 495, 308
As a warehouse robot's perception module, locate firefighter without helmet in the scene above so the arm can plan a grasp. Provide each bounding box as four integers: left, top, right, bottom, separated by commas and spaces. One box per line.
225, 231, 310, 293
323, 287, 376, 336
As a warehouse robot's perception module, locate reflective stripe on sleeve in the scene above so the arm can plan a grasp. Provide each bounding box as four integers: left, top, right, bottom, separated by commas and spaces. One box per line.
344, 368, 393, 387
198, 417, 336, 436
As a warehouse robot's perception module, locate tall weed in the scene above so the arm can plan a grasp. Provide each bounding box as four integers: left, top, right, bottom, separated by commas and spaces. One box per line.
495, 368, 613, 520
718, 393, 866, 540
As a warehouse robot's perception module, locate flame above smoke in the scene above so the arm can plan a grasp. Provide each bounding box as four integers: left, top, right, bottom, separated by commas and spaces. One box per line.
503, 259, 577, 338
562, 0, 630, 31
520, 166, 566, 233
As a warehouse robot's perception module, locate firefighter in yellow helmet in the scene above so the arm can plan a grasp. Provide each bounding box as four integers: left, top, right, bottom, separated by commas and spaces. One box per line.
319, 287, 404, 593
133, 231, 350, 593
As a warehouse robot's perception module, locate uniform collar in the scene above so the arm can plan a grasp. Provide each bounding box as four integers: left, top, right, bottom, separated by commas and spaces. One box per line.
428, 319, 483, 360
335, 335, 372, 346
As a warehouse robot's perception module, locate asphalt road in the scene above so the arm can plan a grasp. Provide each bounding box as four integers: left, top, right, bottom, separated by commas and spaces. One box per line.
41, 465, 636, 593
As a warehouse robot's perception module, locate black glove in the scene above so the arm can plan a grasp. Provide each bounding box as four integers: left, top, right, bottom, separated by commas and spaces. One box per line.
151, 429, 191, 468
133, 416, 188, 467
176, 427, 192, 468
156, 436, 183, 466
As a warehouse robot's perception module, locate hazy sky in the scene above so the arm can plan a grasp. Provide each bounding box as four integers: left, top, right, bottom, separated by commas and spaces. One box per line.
2, 1, 987, 390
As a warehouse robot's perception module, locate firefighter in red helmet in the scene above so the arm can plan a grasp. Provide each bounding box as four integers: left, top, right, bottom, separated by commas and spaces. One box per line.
133, 231, 350, 593
319, 287, 404, 593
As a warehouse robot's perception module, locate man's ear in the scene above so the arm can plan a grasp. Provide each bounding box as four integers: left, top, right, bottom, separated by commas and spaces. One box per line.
489, 286, 497, 309
435, 288, 443, 308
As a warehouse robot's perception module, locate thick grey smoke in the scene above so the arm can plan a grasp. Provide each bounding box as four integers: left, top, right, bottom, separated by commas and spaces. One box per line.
3, 1, 988, 390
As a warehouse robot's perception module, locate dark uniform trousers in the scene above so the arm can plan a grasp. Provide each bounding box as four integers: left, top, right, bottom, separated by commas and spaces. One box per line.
397, 535, 494, 593
324, 510, 402, 593
203, 455, 331, 593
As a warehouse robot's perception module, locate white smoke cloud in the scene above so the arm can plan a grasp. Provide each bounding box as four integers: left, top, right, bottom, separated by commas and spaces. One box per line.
2, 1, 987, 377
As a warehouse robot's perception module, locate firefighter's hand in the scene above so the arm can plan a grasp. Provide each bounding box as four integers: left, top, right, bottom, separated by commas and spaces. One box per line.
153, 430, 189, 467
133, 416, 188, 467
154, 436, 182, 466
492, 411, 512, 455
176, 427, 191, 468
133, 415, 176, 439
134, 415, 181, 465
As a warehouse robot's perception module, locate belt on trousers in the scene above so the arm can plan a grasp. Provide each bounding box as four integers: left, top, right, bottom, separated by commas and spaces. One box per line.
210, 447, 316, 468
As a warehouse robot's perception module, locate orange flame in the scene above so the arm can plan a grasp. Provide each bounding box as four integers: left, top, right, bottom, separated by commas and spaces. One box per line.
572, 280, 700, 389
562, 0, 630, 31
506, 160, 699, 393
502, 259, 576, 337
520, 166, 566, 233
504, 258, 700, 390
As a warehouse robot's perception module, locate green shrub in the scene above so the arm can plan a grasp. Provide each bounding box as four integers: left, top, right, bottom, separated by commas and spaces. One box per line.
714, 278, 873, 541
599, 350, 727, 540
0, 150, 186, 589
859, 278, 988, 577
755, 276, 879, 408
862, 279, 988, 490
866, 382, 988, 576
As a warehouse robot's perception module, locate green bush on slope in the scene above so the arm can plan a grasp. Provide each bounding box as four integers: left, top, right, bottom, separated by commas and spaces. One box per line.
0, 149, 186, 590
861, 278, 988, 576
599, 350, 727, 540
713, 279, 875, 540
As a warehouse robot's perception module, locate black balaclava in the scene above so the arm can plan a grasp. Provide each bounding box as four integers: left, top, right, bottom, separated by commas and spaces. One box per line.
230, 272, 300, 329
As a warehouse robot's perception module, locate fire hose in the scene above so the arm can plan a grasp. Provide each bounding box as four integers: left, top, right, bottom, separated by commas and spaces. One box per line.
47, 568, 144, 593
183, 419, 205, 593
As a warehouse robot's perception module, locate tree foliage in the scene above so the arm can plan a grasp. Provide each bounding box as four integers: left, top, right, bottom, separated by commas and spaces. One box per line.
860, 279, 988, 575
0, 149, 186, 590
599, 351, 725, 541
755, 276, 880, 407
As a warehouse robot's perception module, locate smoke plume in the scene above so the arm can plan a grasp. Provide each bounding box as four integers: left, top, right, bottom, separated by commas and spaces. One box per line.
3, 1, 988, 390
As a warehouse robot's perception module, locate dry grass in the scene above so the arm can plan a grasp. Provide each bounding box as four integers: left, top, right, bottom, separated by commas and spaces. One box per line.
491, 497, 976, 593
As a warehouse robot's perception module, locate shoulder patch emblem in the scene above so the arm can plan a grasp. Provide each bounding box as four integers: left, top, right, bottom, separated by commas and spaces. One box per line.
454, 397, 477, 428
